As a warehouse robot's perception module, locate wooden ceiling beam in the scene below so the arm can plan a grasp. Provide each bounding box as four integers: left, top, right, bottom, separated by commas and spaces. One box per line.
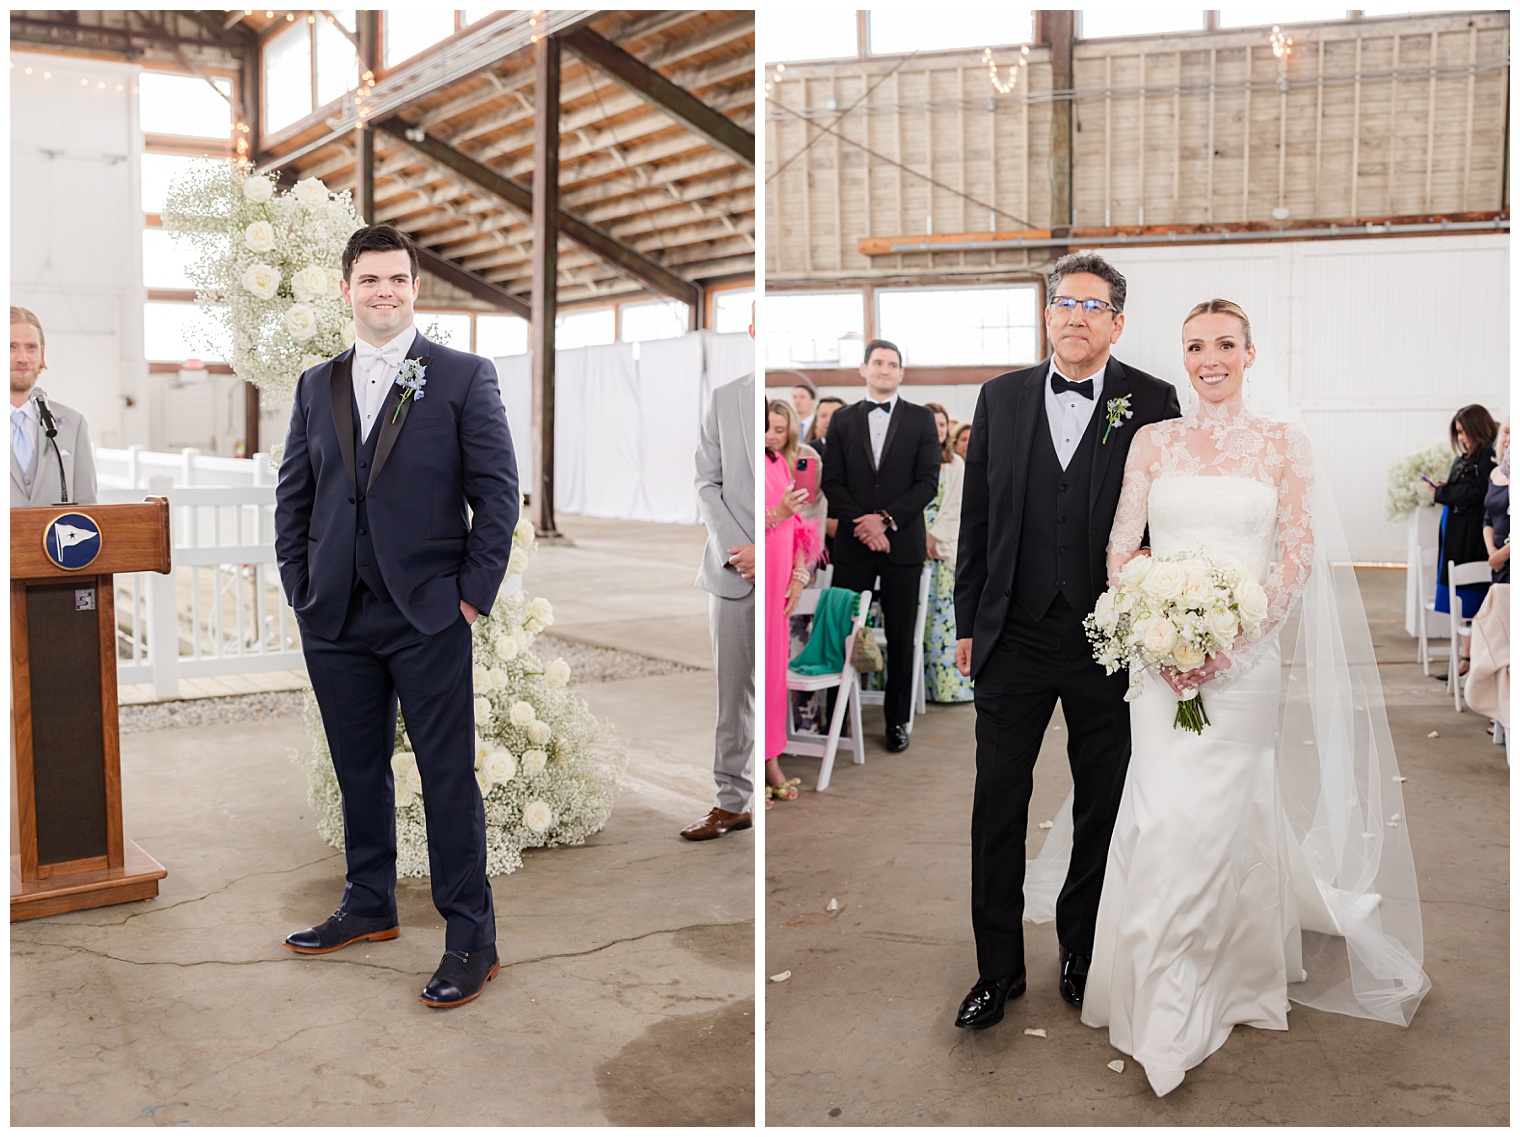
415, 246, 531, 318
560, 28, 753, 169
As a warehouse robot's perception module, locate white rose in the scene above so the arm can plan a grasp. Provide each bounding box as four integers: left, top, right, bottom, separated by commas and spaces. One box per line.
527, 596, 554, 626
545, 659, 571, 688
473, 696, 492, 724
486, 666, 509, 691
390, 751, 417, 780
1140, 563, 1187, 603
1207, 608, 1239, 644
523, 800, 555, 833
1114, 590, 1135, 615
1092, 591, 1117, 634
484, 748, 517, 785
293, 176, 330, 207
404, 765, 423, 795
475, 768, 492, 798
474, 734, 492, 769
1215, 558, 1245, 587
1142, 616, 1178, 657
524, 617, 544, 636
244, 220, 275, 253
1237, 579, 1269, 624
299, 353, 324, 374
473, 664, 491, 690
1117, 554, 1152, 588
514, 517, 535, 546
242, 174, 275, 204
292, 264, 330, 301
284, 303, 318, 341
394, 780, 417, 808
525, 720, 551, 745
510, 700, 536, 727
522, 748, 547, 776
341, 320, 357, 348
507, 548, 528, 575
241, 263, 281, 300
1172, 640, 1206, 671
494, 632, 519, 661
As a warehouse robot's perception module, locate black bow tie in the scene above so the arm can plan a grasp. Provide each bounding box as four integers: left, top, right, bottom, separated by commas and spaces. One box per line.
1050, 374, 1094, 399
869, 400, 893, 413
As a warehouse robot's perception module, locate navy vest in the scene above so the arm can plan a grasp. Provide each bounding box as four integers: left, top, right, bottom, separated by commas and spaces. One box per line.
352, 395, 392, 601
1012, 401, 1099, 621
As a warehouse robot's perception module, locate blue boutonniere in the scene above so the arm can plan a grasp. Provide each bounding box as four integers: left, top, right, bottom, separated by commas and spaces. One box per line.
391, 358, 427, 423
1102, 395, 1133, 444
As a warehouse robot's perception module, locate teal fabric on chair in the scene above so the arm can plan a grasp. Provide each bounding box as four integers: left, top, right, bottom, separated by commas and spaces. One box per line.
789, 588, 859, 675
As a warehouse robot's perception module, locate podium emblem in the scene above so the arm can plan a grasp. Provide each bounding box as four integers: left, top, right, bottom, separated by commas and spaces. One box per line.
43, 512, 103, 570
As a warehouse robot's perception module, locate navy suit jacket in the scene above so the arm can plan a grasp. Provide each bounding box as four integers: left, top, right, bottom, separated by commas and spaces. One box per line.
275, 333, 519, 641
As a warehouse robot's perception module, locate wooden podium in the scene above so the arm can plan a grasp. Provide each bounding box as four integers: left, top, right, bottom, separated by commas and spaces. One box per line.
11, 500, 172, 920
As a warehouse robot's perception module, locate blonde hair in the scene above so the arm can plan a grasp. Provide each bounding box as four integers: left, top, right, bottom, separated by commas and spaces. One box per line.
1183, 298, 1252, 348
766, 398, 801, 465
10, 306, 46, 374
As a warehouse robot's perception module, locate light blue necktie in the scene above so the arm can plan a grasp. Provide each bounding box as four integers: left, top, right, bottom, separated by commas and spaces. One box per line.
11, 409, 34, 472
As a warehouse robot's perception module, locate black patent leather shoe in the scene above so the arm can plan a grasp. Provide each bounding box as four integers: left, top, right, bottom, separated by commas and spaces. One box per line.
885, 724, 910, 753
954, 972, 1026, 1029
284, 908, 399, 955
1060, 947, 1091, 1007
420, 945, 501, 1009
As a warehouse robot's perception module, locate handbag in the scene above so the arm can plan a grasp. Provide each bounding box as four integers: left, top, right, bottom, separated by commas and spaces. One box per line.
850, 624, 884, 673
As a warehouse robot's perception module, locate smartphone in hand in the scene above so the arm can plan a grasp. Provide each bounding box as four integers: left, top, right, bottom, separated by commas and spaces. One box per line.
794, 456, 819, 503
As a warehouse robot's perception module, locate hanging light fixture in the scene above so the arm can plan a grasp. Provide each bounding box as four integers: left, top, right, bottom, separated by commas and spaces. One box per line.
983, 44, 1029, 96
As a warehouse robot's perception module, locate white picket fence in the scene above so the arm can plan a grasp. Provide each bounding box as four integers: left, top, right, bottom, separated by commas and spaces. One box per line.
97, 448, 303, 699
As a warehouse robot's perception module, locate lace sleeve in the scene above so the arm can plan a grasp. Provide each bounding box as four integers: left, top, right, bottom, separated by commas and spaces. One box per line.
1106, 427, 1155, 585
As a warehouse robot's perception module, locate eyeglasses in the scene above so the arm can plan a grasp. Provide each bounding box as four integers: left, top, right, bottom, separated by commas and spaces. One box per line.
1048, 296, 1119, 316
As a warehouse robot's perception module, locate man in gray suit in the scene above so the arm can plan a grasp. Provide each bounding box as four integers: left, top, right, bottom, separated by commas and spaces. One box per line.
681, 311, 756, 841
11, 306, 96, 508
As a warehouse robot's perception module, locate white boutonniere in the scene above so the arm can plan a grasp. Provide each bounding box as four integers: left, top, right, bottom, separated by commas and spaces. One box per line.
1102, 395, 1133, 444
391, 358, 428, 423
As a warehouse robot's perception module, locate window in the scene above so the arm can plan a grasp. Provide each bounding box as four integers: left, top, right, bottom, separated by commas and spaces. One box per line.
555, 307, 616, 349
263, 22, 313, 134
620, 298, 689, 343
142, 230, 195, 290
419, 311, 473, 351
769, 12, 859, 62
477, 313, 529, 358
1080, 11, 1208, 38
876, 285, 1040, 367
383, 10, 458, 68
144, 302, 230, 363
713, 288, 755, 334
138, 71, 232, 139
764, 291, 865, 369
315, 17, 361, 110
141, 153, 208, 214
868, 11, 1034, 56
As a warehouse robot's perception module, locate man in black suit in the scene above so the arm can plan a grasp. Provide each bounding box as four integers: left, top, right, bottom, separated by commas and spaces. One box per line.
275, 224, 518, 1009
951, 253, 1181, 1029
819, 339, 941, 752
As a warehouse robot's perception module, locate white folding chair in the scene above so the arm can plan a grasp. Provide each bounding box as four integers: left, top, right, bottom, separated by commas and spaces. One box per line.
858, 564, 933, 732
1447, 559, 1491, 712
1415, 545, 1450, 675
785, 588, 871, 791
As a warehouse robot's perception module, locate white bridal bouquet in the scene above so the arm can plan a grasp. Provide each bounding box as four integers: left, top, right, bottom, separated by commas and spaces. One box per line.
1084, 551, 1268, 733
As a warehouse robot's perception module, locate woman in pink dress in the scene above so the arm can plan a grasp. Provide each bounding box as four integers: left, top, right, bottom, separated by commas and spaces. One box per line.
764, 399, 820, 806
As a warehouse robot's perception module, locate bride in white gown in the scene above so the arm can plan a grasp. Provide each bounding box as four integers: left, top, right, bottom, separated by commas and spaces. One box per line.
1067, 299, 1430, 1096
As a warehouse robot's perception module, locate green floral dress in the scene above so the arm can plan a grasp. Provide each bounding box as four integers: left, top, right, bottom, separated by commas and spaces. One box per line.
923, 468, 974, 703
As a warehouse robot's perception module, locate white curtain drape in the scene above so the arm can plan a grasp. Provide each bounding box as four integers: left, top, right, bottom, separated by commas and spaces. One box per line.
496, 330, 752, 524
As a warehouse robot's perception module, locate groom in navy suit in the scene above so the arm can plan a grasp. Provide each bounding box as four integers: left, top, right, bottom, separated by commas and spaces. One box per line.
275, 224, 518, 1008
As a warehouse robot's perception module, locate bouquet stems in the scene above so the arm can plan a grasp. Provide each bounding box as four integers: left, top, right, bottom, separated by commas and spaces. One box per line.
1173, 690, 1211, 734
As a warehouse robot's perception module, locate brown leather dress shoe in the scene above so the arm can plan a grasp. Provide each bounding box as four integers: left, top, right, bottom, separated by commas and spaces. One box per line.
680, 807, 753, 841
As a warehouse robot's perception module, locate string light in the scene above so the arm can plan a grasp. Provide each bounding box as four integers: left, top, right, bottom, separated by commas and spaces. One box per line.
1270, 25, 1294, 61
983, 44, 1029, 96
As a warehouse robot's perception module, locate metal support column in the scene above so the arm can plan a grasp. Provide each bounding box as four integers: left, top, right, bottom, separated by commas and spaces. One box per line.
531, 35, 561, 538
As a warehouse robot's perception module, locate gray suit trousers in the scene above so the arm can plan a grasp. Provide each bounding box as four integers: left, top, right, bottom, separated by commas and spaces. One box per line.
710, 589, 756, 813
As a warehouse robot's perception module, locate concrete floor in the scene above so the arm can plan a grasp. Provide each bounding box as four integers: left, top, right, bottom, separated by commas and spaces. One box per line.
765, 569, 1508, 1126
12, 514, 755, 1127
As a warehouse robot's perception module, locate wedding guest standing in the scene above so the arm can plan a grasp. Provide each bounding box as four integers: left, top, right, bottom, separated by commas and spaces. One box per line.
922, 402, 971, 703
10, 306, 96, 507
1431, 404, 1498, 678
953, 422, 972, 461
807, 395, 845, 460
1484, 418, 1509, 585
682, 312, 756, 842
792, 376, 818, 442
819, 339, 940, 753
764, 399, 817, 804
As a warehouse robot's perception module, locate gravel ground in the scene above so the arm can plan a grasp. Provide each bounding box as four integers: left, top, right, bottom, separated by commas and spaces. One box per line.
117, 634, 699, 734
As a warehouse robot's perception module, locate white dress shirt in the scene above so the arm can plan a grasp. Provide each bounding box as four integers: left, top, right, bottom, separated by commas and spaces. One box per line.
1044, 360, 1105, 470
352, 326, 418, 442
864, 392, 898, 466
11, 399, 40, 471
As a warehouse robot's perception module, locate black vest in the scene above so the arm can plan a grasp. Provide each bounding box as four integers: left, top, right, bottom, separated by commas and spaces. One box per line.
1012, 401, 1099, 622
352, 396, 392, 601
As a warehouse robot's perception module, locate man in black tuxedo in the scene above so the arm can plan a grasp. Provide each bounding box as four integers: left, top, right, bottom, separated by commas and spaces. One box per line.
819, 339, 941, 752
275, 224, 518, 1009
951, 253, 1181, 1029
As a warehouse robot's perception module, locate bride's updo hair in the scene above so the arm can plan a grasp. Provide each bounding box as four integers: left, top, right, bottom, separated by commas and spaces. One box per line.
1183, 298, 1252, 348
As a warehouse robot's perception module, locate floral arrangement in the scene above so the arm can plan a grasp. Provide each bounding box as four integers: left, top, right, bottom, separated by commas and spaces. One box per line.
1084, 551, 1268, 733
160, 161, 362, 409
298, 514, 629, 876
1385, 442, 1453, 522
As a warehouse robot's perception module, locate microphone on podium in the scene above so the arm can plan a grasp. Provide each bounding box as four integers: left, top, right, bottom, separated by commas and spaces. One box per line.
29, 386, 70, 504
